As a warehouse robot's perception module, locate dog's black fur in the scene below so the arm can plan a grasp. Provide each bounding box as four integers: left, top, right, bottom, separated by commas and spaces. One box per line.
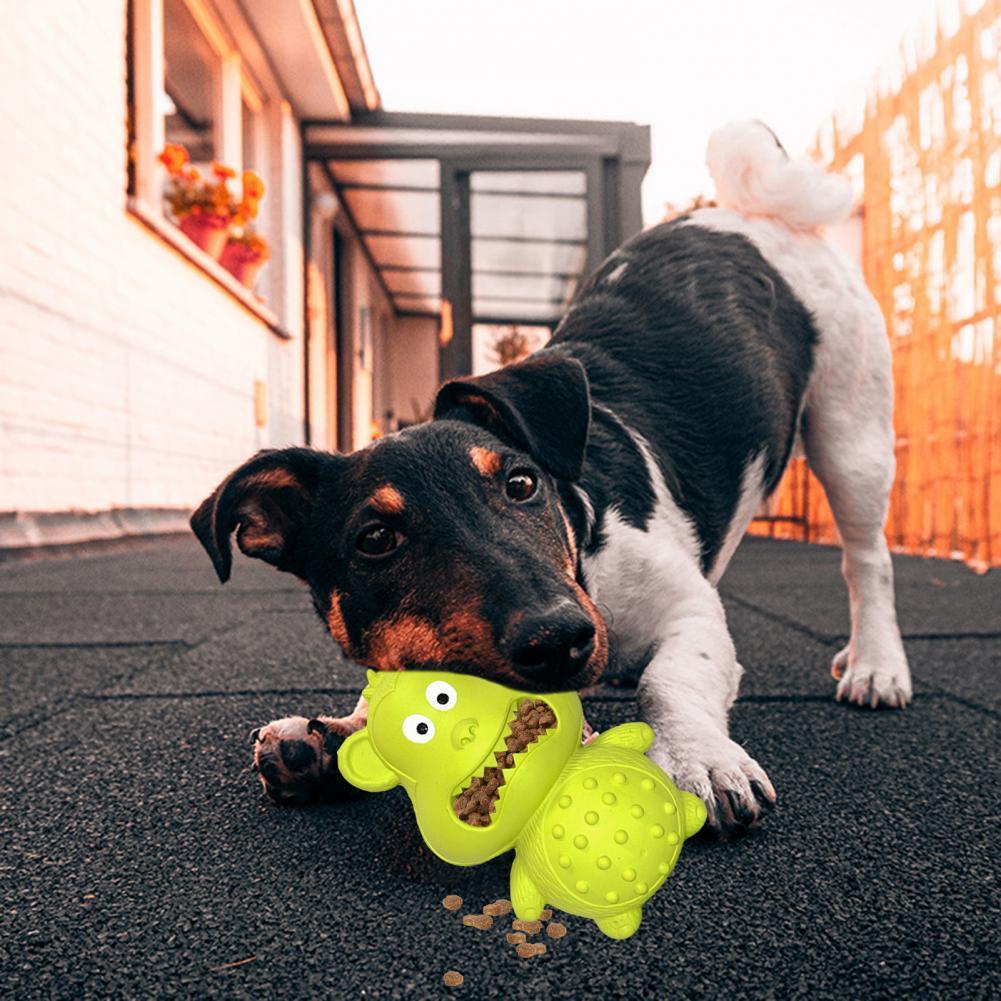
192, 218, 818, 801
551, 221, 816, 569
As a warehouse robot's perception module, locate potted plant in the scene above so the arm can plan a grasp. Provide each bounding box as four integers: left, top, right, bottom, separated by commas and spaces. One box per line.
219, 171, 270, 289
220, 228, 270, 289
158, 144, 237, 260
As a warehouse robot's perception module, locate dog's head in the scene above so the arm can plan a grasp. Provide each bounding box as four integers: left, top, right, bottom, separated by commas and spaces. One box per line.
191, 352, 606, 691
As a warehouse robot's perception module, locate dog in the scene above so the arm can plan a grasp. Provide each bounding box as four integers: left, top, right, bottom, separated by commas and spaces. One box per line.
191, 121, 912, 833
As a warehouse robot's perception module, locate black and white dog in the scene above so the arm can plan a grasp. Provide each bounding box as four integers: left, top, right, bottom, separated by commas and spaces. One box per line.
192, 122, 911, 833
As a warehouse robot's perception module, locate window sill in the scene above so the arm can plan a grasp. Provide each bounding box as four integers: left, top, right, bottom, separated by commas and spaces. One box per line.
126, 198, 290, 339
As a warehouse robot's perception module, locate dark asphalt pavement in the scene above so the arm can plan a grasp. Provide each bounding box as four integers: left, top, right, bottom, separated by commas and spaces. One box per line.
1, 536, 998, 999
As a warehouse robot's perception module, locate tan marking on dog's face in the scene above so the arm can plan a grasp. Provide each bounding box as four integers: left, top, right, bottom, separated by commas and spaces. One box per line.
370, 484, 405, 515
365, 615, 445, 671
572, 580, 609, 683
469, 446, 502, 477
438, 609, 509, 670
557, 503, 578, 572
360, 605, 522, 680
327, 590, 351, 655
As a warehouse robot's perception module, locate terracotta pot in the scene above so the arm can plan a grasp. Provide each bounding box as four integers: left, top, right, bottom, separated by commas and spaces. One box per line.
220, 239, 268, 289
178, 213, 230, 260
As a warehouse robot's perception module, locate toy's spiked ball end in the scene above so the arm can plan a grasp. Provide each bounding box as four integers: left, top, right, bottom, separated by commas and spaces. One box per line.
682, 791, 708, 838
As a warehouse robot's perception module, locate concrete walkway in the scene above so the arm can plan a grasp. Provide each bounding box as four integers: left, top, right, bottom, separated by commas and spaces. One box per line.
1, 536, 998, 999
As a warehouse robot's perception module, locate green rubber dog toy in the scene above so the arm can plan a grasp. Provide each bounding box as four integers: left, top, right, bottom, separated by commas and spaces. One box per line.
338, 671, 706, 940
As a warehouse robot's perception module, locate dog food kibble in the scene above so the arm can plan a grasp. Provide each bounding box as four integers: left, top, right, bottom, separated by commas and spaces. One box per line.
443, 971, 464, 987
515, 942, 547, 959
539, 908, 553, 921
511, 918, 542, 934
506, 931, 527, 945
462, 913, 493, 930
546, 922, 567, 939
442, 895, 463, 911
483, 898, 512, 917
453, 699, 558, 827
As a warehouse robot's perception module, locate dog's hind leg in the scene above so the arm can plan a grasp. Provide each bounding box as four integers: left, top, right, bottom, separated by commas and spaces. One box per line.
801, 292, 911, 708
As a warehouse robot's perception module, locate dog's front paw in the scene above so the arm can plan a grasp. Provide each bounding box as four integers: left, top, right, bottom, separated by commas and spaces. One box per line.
251, 715, 362, 804
650, 735, 776, 837
831, 645, 912, 708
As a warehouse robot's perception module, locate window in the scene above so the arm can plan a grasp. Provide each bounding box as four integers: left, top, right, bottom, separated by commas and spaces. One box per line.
163, 0, 218, 163
127, 0, 280, 319
241, 87, 262, 174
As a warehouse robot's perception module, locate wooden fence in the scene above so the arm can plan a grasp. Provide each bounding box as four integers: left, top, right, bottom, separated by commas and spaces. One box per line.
751, 0, 1001, 571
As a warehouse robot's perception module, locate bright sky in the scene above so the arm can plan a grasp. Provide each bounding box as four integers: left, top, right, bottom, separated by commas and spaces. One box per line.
355, 0, 942, 223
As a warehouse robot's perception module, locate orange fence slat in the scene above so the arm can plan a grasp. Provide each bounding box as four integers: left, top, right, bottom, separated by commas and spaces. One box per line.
751, 0, 1001, 572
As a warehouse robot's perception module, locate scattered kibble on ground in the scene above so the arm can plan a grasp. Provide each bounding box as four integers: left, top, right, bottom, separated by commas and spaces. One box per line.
511, 918, 542, 934
449, 894, 567, 973
483, 898, 512, 917
516, 942, 547, 959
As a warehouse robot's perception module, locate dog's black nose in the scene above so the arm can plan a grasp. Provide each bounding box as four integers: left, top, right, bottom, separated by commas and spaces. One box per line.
504, 600, 596, 684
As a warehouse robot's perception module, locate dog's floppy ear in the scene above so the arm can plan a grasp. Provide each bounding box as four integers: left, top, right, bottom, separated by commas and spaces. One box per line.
190, 447, 333, 583
433, 351, 591, 481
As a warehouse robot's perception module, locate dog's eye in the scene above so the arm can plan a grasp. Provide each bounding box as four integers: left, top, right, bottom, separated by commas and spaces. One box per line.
426, 680, 457, 711
402, 713, 435, 744
505, 469, 538, 502
356, 523, 401, 558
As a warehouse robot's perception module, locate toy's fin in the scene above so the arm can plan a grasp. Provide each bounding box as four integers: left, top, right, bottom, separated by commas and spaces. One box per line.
589, 722, 654, 753
596, 907, 643, 940
681, 791, 708, 839
510, 854, 545, 921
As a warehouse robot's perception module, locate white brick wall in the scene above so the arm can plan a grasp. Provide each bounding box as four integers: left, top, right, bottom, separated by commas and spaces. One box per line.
0, 2, 304, 516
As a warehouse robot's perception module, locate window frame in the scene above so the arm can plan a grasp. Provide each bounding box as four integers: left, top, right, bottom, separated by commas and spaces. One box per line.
127, 0, 286, 333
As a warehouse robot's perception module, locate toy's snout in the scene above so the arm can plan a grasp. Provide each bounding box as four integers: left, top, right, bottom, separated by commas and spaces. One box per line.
451, 717, 478, 749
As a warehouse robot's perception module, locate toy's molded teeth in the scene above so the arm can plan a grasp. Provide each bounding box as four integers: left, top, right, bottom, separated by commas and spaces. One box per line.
452, 698, 559, 827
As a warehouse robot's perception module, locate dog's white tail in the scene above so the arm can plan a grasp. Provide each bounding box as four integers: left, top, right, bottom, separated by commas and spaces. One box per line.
705, 120, 852, 230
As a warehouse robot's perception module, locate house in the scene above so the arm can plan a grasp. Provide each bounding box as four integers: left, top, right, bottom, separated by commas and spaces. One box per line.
0, 0, 649, 551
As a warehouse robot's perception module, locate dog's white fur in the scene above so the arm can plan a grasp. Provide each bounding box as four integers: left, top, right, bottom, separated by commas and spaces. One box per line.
259, 122, 911, 825
581, 421, 774, 826
706, 120, 853, 230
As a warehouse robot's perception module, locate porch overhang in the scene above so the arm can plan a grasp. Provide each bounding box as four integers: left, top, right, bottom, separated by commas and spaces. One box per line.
304, 111, 651, 379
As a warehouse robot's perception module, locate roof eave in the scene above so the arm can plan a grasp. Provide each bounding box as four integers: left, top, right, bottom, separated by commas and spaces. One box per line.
312, 0, 382, 112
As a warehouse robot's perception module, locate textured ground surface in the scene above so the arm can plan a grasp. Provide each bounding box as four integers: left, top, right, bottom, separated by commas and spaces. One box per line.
1, 535, 998, 1000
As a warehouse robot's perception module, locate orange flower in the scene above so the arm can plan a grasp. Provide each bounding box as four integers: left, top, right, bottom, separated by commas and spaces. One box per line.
238, 197, 260, 223
160, 148, 241, 224
158, 143, 189, 176
242, 170, 265, 201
